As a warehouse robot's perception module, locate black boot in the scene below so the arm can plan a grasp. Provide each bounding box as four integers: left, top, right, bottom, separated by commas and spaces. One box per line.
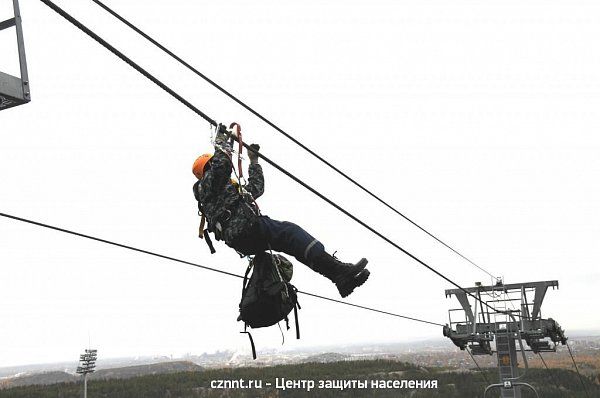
311, 253, 370, 298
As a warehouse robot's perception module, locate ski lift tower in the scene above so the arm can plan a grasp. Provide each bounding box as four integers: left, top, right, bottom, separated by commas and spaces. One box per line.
443, 279, 567, 398
0, 0, 30, 111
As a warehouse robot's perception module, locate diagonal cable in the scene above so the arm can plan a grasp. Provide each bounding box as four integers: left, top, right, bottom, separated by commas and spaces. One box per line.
566, 342, 590, 398
538, 352, 563, 396
39, 0, 216, 127
0, 211, 444, 327
89, 0, 496, 280
467, 348, 490, 385
38, 0, 498, 314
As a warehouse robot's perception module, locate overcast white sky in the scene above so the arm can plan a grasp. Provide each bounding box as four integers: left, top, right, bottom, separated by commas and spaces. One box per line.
1, 0, 599, 367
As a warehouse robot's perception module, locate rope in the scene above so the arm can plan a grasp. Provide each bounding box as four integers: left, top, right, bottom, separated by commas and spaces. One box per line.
38, 0, 499, 314
299, 291, 443, 327
467, 348, 490, 385
566, 342, 590, 398
538, 352, 563, 396
0, 211, 444, 327
89, 0, 496, 280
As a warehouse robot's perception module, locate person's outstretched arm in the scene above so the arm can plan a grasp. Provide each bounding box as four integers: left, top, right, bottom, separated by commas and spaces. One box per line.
246, 144, 264, 199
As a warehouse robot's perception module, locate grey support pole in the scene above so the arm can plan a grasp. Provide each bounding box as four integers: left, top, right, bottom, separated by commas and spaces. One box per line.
83, 373, 88, 398
0, 0, 30, 110
12, 0, 30, 101
76, 349, 97, 398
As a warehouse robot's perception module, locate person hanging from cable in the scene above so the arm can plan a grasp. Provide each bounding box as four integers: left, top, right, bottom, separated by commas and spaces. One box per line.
192, 123, 370, 298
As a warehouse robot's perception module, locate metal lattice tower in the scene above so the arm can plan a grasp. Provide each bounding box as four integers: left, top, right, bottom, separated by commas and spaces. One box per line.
443, 280, 567, 398
0, 0, 30, 111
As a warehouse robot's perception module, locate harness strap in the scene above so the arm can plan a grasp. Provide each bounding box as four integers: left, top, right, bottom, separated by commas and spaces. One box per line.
278, 322, 285, 345
203, 229, 216, 254
229, 122, 244, 185
242, 260, 253, 295
294, 302, 300, 340
267, 246, 290, 298
240, 327, 257, 360
237, 125, 244, 181
198, 214, 206, 239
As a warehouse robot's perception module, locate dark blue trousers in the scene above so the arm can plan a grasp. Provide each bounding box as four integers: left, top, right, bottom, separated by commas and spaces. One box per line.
229, 215, 325, 266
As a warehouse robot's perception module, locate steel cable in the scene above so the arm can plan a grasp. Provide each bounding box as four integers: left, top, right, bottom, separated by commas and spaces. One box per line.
89, 0, 496, 280
538, 352, 563, 396
38, 0, 499, 314
566, 342, 590, 398
467, 348, 490, 385
0, 211, 444, 327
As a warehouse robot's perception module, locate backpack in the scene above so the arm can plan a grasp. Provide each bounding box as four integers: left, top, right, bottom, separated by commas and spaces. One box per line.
237, 252, 300, 359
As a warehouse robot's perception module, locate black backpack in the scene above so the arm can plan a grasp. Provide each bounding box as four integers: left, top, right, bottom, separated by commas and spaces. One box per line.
238, 252, 300, 359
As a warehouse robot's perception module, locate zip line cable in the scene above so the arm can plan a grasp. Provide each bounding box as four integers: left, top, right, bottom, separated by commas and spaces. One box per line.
538, 352, 563, 396
88, 0, 496, 280
467, 348, 490, 385
37, 1, 216, 127
38, 0, 500, 315
0, 211, 444, 327
566, 342, 590, 398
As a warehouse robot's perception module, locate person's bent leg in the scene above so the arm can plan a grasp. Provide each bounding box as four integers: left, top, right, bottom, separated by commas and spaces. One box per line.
258, 216, 370, 298
257, 216, 324, 264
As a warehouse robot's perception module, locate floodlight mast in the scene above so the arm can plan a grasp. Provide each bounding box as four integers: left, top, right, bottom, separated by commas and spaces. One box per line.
443, 280, 566, 398
0, 0, 30, 111
76, 349, 98, 398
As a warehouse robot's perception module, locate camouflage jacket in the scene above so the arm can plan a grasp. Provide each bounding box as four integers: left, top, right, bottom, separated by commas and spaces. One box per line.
193, 128, 264, 244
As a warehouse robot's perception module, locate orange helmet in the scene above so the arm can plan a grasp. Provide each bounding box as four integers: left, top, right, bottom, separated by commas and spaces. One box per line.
192, 154, 213, 179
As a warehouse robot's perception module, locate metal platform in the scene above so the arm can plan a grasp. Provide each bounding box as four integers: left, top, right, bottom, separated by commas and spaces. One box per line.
443, 279, 567, 398
0, 0, 30, 111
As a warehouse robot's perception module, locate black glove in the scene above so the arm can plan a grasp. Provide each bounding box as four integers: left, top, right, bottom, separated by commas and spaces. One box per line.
218, 123, 229, 135
248, 144, 260, 164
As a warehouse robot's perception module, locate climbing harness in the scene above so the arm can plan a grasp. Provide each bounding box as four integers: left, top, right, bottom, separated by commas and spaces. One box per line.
195, 123, 260, 254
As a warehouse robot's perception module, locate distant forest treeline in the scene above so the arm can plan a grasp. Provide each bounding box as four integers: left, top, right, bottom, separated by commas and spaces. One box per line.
0, 359, 598, 397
